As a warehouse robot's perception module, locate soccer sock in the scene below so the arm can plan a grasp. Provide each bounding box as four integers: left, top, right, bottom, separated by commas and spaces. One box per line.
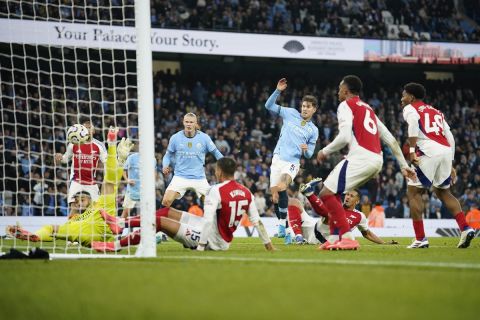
155, 207, 169, 218
454, 212, 469, 231
287, 206, 303, 235
307, 194, 329, 217
119, 230, 141, 247
274, 204, 281, 220
278, 190, 288, 220
320, 194, 350, 239
125, 216, 141, 228
412, 220, 425, 240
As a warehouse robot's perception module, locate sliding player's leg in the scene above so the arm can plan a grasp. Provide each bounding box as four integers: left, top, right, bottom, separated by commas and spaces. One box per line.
287, 199, 305, 244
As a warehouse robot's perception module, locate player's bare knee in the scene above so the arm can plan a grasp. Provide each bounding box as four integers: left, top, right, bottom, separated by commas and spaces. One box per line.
162, 198, 172, 207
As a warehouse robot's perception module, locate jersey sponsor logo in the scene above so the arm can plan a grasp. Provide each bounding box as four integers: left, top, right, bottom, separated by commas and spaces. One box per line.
301, 120, 306, 126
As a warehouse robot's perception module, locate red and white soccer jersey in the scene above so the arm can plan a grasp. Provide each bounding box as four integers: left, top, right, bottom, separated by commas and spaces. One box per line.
63, 138, 107, 185
403, 101, 454, 188
402, 101, 451, 157
323, 97, 384, 194
199, 180, 261, 250
63, 139, 107, 202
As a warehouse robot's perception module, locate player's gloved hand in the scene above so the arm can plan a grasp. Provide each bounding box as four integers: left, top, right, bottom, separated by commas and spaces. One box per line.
117, 137, 134, 165
107, 126, 119, 144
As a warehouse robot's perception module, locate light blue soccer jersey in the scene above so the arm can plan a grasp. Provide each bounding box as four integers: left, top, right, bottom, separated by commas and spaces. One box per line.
265, 89, 319, 164
124, 153, 156, 201
162, 130, 223, 179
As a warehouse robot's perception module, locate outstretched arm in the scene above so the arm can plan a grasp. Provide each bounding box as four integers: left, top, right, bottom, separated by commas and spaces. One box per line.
318, 102, 352, 160
265, 78, 288, 115
248, 200, 275, 251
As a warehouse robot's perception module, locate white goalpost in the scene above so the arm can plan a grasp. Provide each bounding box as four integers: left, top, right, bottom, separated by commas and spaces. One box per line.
0, 0, 156, 258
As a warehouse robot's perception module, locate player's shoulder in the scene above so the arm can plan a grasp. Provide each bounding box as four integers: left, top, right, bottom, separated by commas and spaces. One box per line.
91, 138, 106, 150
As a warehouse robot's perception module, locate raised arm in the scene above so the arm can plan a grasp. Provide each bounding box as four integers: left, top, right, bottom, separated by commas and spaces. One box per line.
265, 78, 288, 115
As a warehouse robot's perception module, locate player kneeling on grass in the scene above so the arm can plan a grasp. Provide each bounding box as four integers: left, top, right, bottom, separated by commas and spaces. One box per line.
6, 128, 134, 247
92, 157, 275, 252
289, 178, 397, 248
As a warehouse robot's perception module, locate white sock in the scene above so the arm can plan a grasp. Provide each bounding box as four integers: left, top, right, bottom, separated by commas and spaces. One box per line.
328, 235, 339, 243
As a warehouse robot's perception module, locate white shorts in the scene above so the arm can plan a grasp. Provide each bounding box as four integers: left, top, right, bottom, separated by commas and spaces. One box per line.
324, 154, 382, 194
270, 155, 300, 187
122, 192, 138, 209
408, 153, 452, 189
166, 176, 211, 199
174, 214, 228, 251
302, 218, 330, 245
67, 181, 100, 203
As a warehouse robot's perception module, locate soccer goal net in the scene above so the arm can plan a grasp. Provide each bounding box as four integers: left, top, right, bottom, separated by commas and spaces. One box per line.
0, 0, 156, 258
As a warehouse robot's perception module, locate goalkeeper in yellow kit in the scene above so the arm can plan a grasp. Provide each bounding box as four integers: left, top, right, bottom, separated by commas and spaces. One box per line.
6, 127, 134, 247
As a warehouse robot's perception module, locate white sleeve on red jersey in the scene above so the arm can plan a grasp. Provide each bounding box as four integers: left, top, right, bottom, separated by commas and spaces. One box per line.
92, 138, 107, 163
246, 194, 261, 225
377, 117, 408, 169
61, 143, 73, 163
198, 185, 221, 246
322, 101, 353, 156
443, 118, 455, 161
356, 210, 369, 232
402, 104, 420, 137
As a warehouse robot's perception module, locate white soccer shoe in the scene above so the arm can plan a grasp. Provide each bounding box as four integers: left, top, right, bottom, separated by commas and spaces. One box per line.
457, 228, 475, 249
407, 238, 429, 249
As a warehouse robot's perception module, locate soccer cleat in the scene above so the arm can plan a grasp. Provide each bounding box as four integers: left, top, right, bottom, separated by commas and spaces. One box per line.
276, 224, 286, 238
100, 210, 124, 235
457, 228, 475, 248
91, 241, 120, 253
327, 238, 360, 250
284, 232, 292, 245
294, 234, 305, 244
5, 224, 40, 242
407, 238, 429, 249
299, 177, 323, 196
318, 241, 333, 250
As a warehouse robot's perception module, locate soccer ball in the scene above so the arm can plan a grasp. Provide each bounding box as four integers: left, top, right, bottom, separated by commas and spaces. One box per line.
67, 124, 90, 144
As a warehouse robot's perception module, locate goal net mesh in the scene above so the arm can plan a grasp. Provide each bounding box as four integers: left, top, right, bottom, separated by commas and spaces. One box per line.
0, 0, 144, 257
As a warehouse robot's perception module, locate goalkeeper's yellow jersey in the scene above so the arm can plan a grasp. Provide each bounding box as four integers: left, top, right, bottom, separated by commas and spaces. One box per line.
54, 194, 117, 245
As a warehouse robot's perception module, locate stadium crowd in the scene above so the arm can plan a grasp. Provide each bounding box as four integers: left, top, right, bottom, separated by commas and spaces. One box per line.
1, 70, 479, 220
1, 0, 479, 42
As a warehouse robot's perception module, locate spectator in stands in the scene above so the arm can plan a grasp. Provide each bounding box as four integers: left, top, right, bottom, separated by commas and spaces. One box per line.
368, 202, 385, 227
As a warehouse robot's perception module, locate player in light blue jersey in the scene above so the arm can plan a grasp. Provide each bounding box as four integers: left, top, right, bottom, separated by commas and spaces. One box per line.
121, 148, 157, 218
162, 113, 223, 207
265, 78, 319, 243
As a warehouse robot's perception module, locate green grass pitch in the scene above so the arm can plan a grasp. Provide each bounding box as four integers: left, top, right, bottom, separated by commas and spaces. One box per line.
0, 237, 478, 320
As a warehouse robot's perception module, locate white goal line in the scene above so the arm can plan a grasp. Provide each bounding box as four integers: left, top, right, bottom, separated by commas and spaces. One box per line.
157, 255, 480, 270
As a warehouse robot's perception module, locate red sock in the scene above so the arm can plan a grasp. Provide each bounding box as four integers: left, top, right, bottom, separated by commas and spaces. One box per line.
120, 230, 141, 247
320, 194, 349, 237
307, 194, 329, 218
155, 216, 163, 232
454, 212, 469, 231
287, 206, 303, 235
412, 220, 425, 240
126, 216, 141, 228
156, 207, 169, 217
